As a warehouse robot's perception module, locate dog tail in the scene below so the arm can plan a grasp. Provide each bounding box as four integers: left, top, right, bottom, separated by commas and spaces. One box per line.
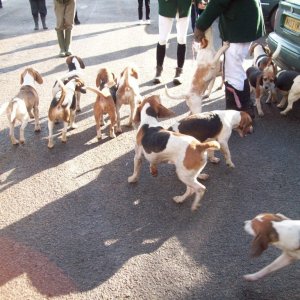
0, 102, 9, 116
199, 141, 220, 151
164, 85, 188, 101
56, 78, 67, 107
271, 42, 281, 60
86, 86, 105, 98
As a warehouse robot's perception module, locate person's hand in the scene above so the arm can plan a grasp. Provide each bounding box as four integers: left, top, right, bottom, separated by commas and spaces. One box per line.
194, 27, 205, 43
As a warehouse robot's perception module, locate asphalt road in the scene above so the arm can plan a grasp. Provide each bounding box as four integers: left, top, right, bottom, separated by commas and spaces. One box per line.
0, 1, 299, 299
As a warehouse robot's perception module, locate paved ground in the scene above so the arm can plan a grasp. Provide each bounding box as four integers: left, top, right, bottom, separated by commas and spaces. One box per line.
0, 1, 300, 299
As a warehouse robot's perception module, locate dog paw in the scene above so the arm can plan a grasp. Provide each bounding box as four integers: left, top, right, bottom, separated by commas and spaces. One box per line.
258, 112, 264, 117
209, 157, 220, 164
173, 195, 185, 203
76, 108, 81, 113
70, 123, 78, 129
11, 138, 19, 145
110, 132, 116, 139
128, 175, 138, 183
280, 110, 288, 116
35, 126, 41, 132
198, 173, 209, 180
277, 103, 284, 108
116, 127, 123, 133
223, 41, 230, 48
226, 161, 235, 168
47, 142, 54, 149
243, 274, 259, 282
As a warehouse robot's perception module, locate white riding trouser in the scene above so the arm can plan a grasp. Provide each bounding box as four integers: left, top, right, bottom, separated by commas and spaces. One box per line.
158, 14, 190, 45
224, 42, 251, 91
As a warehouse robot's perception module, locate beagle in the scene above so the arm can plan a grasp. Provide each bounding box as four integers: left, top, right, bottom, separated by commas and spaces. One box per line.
116, 65, 142, 133
128, 95, 220, 211
165, 27, 230, 114
48, 76, 86, 148
85, 68, 118, 139
246, 43, 281, 117
169, 110, 253, 168
52, 56, 85, 112
244, 213, 300, 281
0, 68, 43, 144
276, 70, 300, 115
249, 42, 271, 71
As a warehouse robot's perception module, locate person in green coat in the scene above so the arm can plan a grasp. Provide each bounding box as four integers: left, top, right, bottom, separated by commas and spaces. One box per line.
153, 0, 192, 85
194, 0, 265, 117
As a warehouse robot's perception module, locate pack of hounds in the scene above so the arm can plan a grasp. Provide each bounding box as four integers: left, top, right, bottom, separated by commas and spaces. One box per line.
0, 31, 299, 282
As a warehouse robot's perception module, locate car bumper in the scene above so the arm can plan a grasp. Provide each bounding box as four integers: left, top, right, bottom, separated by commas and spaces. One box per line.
267, 32, 300, 72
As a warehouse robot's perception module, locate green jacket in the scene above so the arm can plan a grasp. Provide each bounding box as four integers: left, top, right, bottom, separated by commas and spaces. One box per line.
195, 0, 265, 43
158, 0, 192, 18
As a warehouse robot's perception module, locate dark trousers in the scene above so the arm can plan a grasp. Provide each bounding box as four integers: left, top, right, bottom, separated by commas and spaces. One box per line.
138, 0, 150, 20
190, 3, 203, 32
29, 0, 47, 17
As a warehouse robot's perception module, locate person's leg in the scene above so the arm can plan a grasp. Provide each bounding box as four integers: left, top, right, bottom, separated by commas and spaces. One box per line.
39, 0, 48, 29
224, 42, 254, 117
153, 15, 173, 84
54, 0, 66, 57
64, 0, 76, 56
29, 0, 39, 30
138, 0, 143, 22
174, 15, 190, 85
145, 0, 150, 21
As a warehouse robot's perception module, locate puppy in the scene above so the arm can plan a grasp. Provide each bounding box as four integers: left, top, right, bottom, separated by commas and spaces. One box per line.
0, 68, 43, 144
276, 70, 300, 115
246, 43, 281, 117
168, 110, 253, 168
115, 65, 142, 133
48, 76, 86, 148
165, 27, 230, 114
244, 213, 300, 281
128, 95, 220, 211
52, 55, 85, 112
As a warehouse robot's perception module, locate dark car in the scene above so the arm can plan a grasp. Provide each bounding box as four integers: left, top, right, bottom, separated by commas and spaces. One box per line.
261, 0, 279, 31
267, 0, 300, 72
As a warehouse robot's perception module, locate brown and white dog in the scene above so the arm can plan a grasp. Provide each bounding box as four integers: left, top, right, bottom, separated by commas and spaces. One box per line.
244, 213, 300, 281
276, 70, 300, 115
116, 65, 142, 133
52, 55, 85, 112
249, 42, 271, 71
85, 68, 118, 139
0, 68, 43, 144
128, 95, 220, 211
168, 110, 253, 168
165, 27, 230, 114
246, 43, 281, 117
48, 76, 86, 148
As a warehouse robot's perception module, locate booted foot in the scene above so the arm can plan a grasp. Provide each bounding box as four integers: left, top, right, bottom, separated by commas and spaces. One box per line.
59, 50, 66, 57
34, 25, 39, 30
65, 50, 72, 56
173, 67, 183, 85
153, 66, 163, 84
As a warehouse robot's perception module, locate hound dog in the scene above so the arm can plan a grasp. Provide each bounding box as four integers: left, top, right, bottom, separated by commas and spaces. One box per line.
168, 110, 253, 168
249, 42, 271, 71
165, 27, 230, 114
276, 70, 300, 115
246, 43, 281, 117
52, 55, 85, 112
0, 68, 43, 144
116, 65, 142, 133
244, 213, 300, 281
128, 95, 220, 211
48, 76, 86, 148
85, 68, 118, 139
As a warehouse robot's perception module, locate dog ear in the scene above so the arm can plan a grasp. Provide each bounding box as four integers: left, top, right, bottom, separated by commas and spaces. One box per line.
255, 74, 263, 97
133, 105, 141, 124
251, 233, 269, 257
95, 72, 102, 88
131, 68, 139, 80
157, 104, 175, 118
77, 57, 85, 69
34, 70, 43, 84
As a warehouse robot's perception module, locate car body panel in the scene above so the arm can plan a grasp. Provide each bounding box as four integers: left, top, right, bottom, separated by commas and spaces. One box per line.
267, 0, 300, 72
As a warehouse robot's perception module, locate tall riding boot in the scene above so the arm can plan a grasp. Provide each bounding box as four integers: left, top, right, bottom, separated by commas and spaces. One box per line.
33, 15, 39, 30
153, 43, 166, 84
41, 15, 48, 30
64, 29, 72, 56
56, 30, 66, 57
173, 43, 186, 85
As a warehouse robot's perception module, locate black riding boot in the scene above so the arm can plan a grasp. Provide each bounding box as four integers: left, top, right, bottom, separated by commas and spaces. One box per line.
153, 43, 166, 84
33, 15, 39, 30
173, 43, 186, 85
